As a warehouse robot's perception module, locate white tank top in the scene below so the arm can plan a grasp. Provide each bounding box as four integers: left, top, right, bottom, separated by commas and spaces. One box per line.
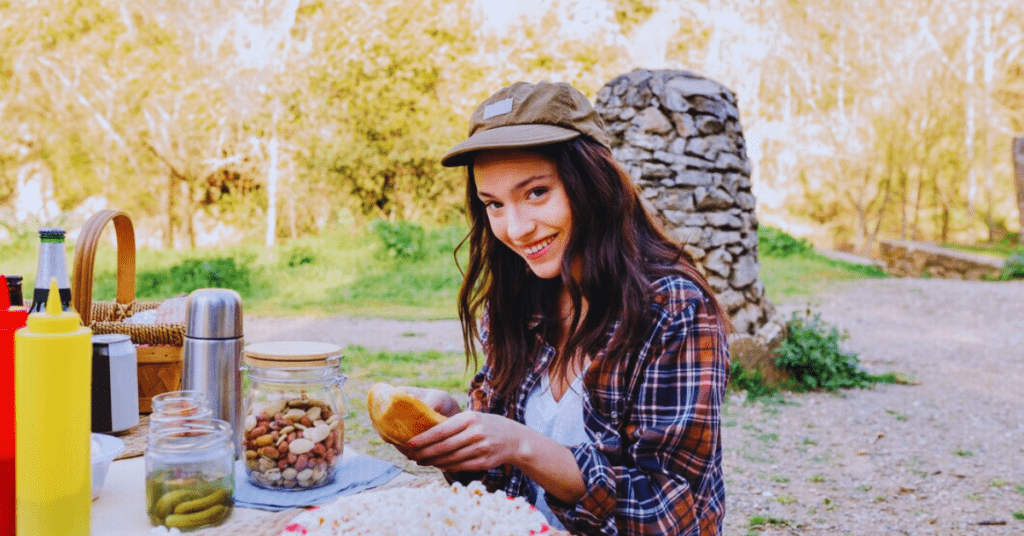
523, 373, 588, 530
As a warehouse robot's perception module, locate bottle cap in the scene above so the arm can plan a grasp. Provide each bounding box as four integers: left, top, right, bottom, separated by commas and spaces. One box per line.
0, 275, 29, 331
26, 278, 81, 334
38, 227, 66, 241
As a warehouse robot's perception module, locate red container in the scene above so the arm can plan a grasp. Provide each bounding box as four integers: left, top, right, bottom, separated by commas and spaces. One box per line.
0, 275, 29, 535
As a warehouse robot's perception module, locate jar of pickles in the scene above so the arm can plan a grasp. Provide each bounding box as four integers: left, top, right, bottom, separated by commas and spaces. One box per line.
240, 341, 347, 490
146, 419, 234, 531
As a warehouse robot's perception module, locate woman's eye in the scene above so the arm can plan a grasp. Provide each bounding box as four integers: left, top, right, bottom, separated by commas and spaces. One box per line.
483, 201, 502, 210
527, 187, 549, 199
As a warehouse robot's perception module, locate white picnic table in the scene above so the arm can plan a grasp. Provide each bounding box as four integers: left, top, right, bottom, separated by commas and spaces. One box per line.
91, 450, 419, 536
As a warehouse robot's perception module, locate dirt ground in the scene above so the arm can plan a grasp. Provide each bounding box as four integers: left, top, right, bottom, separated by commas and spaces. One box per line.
245, 278, 1024, 536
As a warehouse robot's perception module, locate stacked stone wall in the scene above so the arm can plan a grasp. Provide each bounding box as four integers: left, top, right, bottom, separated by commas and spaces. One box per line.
879, 240, 1005, 280
595, 69, 785, 346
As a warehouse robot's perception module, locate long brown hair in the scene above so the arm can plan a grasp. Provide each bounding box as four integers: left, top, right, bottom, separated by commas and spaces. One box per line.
457, 137, 727, 400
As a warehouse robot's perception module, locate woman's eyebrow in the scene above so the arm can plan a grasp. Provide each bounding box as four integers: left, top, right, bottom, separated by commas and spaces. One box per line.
477, 175, 551, 199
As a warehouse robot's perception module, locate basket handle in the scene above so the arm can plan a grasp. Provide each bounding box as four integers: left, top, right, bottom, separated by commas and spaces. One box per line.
72, 210, 137, 326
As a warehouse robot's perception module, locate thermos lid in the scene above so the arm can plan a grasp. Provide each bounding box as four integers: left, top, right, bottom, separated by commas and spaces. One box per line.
186, 288, 243, 339
243, 341, 343, 368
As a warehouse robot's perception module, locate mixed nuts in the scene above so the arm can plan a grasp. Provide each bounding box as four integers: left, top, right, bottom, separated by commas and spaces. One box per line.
243, 391, 344, 489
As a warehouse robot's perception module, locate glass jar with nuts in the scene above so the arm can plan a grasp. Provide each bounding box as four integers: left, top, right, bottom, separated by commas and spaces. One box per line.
240, 341, 347, 490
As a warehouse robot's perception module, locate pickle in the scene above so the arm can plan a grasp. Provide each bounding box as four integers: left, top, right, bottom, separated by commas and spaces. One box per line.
153, 489, 203, 520
165, 504, 230, 530
173, 488, 232, 515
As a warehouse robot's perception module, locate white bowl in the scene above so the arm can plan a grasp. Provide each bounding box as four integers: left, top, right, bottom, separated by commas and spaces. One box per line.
91, 433, 125, 500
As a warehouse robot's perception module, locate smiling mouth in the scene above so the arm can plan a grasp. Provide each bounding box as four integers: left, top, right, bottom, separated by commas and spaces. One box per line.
523, 235, 556, 260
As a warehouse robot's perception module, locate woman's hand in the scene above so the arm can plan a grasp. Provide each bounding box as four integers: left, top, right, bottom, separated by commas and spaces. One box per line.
402, 411, 529, 473
395, 386, 462, 417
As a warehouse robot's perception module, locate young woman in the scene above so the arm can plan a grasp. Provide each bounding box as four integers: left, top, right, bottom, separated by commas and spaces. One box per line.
400, 81, 730, 535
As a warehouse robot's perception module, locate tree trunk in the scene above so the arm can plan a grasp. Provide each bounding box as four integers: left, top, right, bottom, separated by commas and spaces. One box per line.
1014, 136, 1024, 244
166, 171, 176, 249
964, 4, 978, 215
265, 132, 279, 248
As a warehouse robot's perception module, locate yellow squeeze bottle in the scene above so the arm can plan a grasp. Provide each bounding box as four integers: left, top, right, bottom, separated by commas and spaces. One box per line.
15, 279, 92, 535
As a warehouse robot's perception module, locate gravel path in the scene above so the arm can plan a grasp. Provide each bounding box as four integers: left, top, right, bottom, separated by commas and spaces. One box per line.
245, 278, 1024, 535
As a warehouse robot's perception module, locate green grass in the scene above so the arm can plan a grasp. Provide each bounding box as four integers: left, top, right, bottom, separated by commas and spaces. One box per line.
1, 223, 468, 320
940, 233, 1023, 258
760, 254, 887, 304
3, 222, 892, 321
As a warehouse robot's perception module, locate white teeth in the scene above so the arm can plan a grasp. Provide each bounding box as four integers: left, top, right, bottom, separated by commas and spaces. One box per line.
524, 236, 555, 256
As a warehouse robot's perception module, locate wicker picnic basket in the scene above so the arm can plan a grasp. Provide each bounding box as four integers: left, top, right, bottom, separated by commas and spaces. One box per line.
72, 209, 186, 413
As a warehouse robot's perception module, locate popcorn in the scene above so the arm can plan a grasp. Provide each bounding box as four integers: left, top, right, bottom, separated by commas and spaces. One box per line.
283, 481, 549, 535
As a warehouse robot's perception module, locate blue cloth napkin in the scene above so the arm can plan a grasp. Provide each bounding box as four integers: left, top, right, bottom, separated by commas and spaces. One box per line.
233, 452, 403, 511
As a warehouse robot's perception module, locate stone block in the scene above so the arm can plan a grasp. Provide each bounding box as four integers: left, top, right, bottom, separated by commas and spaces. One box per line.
688, 95, 728, 119
643, 162, 673, 179
696, 116, 725, 135
675, 170, 714, 187
703, 247, 734, 278
624, 130, 668, 151
633, 107, 674, 134
706, 212, 743, 229
666, 76, 724, 99
708, 230, 743, 248
685, 137, 716, 161
683, 244, 706, 260
671, 113, 699, 137
694, 186, 734, 210
717, 288, 746, 313
731, 255, 759, 287
612, 145, 652, 163
670, 226, 705, 246
662, 88, 690, 113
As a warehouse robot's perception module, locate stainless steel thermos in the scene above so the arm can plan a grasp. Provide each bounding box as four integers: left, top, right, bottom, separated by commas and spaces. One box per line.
181, 288, 244, 455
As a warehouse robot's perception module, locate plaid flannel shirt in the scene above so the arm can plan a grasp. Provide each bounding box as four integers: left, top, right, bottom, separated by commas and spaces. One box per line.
452, 275, 729, 535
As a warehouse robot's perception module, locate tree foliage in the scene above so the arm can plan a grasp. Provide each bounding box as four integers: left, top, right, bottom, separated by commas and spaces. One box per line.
1, 0, 1022, 248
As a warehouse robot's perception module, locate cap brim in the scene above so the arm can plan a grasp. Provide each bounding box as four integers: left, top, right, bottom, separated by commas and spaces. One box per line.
440, 124, 581, 167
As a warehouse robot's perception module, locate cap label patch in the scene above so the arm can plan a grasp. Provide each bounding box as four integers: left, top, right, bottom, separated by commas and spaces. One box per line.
482, 98, 514, 120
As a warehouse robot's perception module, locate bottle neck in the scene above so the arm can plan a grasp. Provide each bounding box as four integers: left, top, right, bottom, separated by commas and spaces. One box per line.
31, 241, 71, 313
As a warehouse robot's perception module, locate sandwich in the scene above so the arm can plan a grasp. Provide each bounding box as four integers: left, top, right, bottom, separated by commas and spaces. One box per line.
367, 383, 447, 446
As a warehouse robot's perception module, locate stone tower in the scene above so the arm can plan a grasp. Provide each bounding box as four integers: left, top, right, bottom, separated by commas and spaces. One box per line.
595, 69, 785, 348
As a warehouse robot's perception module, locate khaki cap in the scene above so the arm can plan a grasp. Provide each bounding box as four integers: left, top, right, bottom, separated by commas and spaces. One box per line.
441, 81, 612, 167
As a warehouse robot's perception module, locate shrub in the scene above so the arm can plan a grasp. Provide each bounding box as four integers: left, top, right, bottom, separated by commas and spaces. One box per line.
283, 245, 318, 267
136, 256, 257, 297
370, 219, 426, 260
774, 310, 892, 391
758, 225, 814, 257
1002, 253, 1024, 280
729, 361, 779, 402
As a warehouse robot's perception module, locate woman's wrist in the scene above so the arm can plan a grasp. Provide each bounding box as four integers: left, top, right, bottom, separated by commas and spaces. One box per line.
511, 425, 587, 505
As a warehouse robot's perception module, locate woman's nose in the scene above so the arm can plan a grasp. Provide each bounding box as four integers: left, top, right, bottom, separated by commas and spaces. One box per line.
505, 207, 534, 242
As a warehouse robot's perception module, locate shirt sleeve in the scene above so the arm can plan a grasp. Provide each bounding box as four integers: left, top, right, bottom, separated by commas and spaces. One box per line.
545, 286, 729, 535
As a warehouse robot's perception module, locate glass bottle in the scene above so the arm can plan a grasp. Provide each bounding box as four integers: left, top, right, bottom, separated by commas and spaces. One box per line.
240, 341, 347, 490
29, 228, 71, 313
5, 275, 23, 307
145, 419, 234, 531
0, 275, 28, 536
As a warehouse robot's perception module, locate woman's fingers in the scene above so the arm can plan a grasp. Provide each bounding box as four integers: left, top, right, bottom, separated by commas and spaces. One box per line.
396, 386, 462, 417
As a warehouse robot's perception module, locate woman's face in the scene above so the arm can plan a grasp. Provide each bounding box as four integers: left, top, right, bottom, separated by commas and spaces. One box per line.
473, 148, 573, 280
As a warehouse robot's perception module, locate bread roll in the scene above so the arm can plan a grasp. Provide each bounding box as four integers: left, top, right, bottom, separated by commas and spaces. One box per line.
367, 383, 447, 446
